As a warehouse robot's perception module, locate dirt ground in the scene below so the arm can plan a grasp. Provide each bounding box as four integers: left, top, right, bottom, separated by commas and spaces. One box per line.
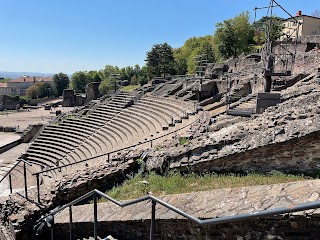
0, 105, 74, 130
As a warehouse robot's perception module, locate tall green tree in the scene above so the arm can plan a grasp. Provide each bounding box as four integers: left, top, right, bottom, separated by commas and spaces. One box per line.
38, 82, 54, 98
146, 42, 175, 78
26, 85, 40, 99
252, 16, 284, 44
214, 11, 254, 59
70, 71, 87, 92
173, 36, 215, 74
87, 71, 102, 84
26, 82, 54, 99
53, 72, 70, 96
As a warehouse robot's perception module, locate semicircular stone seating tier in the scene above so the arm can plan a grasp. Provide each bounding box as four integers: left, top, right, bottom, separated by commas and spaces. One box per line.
24, 92, 136, 174
23, 92, 199, 180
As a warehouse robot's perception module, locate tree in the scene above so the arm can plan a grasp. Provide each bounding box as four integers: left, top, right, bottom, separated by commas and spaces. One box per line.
173, 47, 188, 75
26, 82, 54, 99
98, 76, 116, 95
38, 82, 54, 98
252, 16, 284, 44
174, 36, 215, 75
53, 73, 70, 96
102, 65, 120, 78
87, 71, 102, 84
26, 85, 40, 99
214, 11, 254, 59
70, 71, 87, 92
145, 43, 175, 78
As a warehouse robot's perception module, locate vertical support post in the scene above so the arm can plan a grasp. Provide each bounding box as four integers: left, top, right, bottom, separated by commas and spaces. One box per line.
107, 153, 110, 162
150, 140, 153, 148
150, 200, 156, 240
69, 206, 73, 240
93, 193, 98, 240
51, 216, 55, 240
9, 173, 12, 193
23, 161, 28, 199
36, 173, 40, 203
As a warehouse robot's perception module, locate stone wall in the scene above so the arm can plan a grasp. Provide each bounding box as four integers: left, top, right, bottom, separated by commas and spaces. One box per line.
62, 89, 75, 107
273, 37, 320, 75
85, 82, 100, 103
0, 96, 20, 111
54, 217, 320, 240
21, 124, 43, 143
0, 159, 139, 240
0, 139, 20, 155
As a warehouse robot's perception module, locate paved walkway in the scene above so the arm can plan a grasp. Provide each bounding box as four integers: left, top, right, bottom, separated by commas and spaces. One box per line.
55, 179, 320, 224
0, 143, 29, 195
0, 106, 74, 130
0, 132, 20, 147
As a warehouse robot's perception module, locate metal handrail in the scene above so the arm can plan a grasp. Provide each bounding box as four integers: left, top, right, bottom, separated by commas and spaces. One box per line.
0, 158, 22, 184
36, 188, 320, 240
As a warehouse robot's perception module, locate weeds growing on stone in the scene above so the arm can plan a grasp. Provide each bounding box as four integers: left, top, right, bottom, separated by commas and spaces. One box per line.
178, 137, 189, 145
103, 170, 312, 201
121, 84, 140, 92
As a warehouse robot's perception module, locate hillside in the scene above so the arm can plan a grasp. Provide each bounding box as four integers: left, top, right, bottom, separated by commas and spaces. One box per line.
0, 71, 53, 79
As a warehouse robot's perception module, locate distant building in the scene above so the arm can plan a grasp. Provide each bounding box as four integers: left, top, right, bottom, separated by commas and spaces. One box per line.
282, 11, 320, 39
0, 76, 54, 96
0, 82, 10, 95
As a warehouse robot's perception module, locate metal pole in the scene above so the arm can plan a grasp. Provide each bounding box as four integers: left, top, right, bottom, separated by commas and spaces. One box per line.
93, 193, 98, 240
107, 153, 110, 161
69, 206, 73, 240
9, 173, 12, 193
51, 216, 55, 240
36, 174, 40, 203
23, 161, 27, 199
150, 140, 153, 148
150, 200, 156, 240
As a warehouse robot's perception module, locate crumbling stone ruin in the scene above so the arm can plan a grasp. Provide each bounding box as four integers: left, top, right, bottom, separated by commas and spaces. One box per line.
1, 36, 320, 240
0, 96, 20, 111
62, 82, 101, 107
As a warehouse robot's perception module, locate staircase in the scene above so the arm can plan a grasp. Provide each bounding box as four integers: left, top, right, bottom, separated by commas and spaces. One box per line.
227, 95, 256, 117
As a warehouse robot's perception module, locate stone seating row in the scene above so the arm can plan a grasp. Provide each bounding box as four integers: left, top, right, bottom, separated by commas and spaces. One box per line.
22, 94, 196, 182
23, 92, 136, 172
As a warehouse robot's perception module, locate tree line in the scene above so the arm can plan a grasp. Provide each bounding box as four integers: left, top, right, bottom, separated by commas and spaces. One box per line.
26, 11, 285, 98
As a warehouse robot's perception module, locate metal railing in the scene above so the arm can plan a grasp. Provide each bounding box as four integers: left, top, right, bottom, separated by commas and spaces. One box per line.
29, 107, 205, 202
0, 157, 32, 198
0, 96, 204, 203
34, 188, 320, 240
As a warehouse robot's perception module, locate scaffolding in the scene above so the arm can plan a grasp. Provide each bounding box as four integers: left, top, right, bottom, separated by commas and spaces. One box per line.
254, 0, 301, 77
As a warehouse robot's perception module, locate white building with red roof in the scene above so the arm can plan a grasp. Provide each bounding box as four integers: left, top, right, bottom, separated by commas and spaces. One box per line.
0, 76, 53, 96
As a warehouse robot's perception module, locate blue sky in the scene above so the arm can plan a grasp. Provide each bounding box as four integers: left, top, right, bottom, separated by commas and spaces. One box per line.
0, 0, 318, 74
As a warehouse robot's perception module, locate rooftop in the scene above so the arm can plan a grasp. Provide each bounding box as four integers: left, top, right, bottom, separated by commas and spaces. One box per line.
9, 76, 53, 83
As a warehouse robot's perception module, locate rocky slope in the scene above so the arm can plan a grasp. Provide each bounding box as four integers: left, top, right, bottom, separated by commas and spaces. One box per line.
146, 76, 320, 174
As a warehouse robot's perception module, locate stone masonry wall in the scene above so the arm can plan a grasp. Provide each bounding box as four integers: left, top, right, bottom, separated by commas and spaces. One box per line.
54, 179, 320, 240
54, 217, 320, 240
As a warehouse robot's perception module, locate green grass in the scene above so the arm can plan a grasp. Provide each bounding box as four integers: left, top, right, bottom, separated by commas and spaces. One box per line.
103, 171, 312, 201
179, 137, 189, 145
120, 84, 140, 92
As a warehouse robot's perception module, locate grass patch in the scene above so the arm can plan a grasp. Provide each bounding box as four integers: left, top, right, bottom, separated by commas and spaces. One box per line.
121, 84, 140, 92
179, 137, 189, 145
103, 171, 312, 201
